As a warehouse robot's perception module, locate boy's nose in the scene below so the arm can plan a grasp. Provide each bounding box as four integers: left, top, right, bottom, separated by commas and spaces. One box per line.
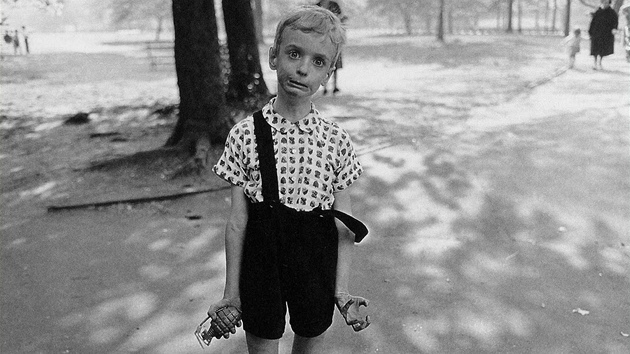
296, 60, 308, 76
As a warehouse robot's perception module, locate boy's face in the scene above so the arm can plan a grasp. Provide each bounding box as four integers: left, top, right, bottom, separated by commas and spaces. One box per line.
269, 28, 336, 99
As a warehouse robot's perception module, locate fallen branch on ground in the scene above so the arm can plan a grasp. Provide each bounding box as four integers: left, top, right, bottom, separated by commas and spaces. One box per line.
47, 185, 229, 212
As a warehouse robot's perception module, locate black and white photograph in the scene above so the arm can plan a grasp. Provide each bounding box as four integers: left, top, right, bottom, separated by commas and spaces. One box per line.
1, 0, 629, 353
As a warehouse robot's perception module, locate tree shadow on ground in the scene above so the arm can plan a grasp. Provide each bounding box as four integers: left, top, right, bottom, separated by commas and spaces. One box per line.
0, 190, 251, 353
328, 143, 630, 353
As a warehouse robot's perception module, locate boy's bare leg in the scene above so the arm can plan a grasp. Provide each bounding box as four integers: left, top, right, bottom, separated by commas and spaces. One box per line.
246, 332, 279, 354
291, 333, 327, 354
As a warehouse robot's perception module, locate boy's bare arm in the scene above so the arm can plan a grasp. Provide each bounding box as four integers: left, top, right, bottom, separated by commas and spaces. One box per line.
207, 185, 248, 337
333, 189, 371, 331
223, 185, 249, 300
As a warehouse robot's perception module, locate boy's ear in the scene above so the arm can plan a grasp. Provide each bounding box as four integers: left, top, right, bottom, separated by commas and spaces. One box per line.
269, 47, 277, 70
321, 66, 335, 86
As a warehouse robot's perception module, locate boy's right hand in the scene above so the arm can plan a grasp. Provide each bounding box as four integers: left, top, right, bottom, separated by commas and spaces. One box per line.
207, 298, 242, 339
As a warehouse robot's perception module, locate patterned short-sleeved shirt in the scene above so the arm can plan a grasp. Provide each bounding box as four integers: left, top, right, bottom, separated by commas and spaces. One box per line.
213, 98, 362, 211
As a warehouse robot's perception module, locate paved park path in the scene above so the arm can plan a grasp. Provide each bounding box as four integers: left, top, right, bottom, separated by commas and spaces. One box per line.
1, 47, 629, 353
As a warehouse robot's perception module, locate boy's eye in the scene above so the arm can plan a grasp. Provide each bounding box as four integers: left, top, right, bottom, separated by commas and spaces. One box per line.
313, 58, 325, 67
288, 51, 299, 59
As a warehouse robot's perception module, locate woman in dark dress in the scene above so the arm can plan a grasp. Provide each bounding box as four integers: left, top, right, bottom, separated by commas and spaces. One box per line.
588, 0, 619, 70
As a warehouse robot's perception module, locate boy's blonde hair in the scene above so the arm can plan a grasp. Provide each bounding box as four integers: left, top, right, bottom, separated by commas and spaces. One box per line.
272, 5, 346, 67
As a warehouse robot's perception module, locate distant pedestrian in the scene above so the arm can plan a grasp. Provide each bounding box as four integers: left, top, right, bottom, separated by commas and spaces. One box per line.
588, 0, 618, 70
12, 29, 22, 55
563, 27, 582, 68
621, 4, 630, 61
3, 31, 12, 45
317, 0, 348, 95
21, 26, 30, 54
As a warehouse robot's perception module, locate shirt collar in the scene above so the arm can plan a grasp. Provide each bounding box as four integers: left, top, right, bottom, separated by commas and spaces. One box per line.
261, 98, 319, 134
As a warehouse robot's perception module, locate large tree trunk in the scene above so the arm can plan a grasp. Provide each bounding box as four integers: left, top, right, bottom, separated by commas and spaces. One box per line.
168, 0, 232, 158
223, 0, 270, 110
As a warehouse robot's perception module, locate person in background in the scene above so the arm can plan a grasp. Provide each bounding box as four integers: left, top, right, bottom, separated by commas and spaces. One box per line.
588, 0, 618, 70
317, 0, 348, 95
620, 4, 630, 62
563, 27, 582, 69
21, 26, 30, 54
12, 29, 21, 55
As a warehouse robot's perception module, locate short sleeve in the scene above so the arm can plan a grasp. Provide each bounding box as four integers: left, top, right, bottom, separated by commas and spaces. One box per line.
212, 122, 252, 187
332, 127, 362, 192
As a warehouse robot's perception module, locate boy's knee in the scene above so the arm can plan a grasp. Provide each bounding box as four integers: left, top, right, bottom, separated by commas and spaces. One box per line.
246, 331, 280, 353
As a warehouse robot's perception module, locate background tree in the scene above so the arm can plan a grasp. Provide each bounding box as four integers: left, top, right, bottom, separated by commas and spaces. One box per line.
507, 0, 515, 32
551, 0, 558, 32
222, 0, 270, 110
437, 0, 445, 40
167, 0, 232, 165
366, 0, 428, 35
108, 0, 171, 40
564, 0, 572, 35
252, 0, 264, 44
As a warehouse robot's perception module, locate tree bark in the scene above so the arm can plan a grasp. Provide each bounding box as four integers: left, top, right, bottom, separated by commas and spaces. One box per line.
168, 0, 232, 154
223, 0, 270, 110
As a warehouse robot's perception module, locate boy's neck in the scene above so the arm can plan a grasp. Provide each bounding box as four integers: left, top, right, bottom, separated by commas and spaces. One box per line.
273, 94, 313, 123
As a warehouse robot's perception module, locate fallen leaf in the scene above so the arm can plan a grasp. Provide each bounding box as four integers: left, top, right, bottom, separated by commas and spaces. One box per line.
572, 308, 590, 315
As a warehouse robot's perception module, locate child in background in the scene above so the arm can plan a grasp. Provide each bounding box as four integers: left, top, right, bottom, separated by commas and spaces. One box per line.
205, 5, 370, 354
563, 27, 582, 69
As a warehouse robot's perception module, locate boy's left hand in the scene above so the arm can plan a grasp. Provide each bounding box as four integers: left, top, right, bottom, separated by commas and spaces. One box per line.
335, 292, 371, 332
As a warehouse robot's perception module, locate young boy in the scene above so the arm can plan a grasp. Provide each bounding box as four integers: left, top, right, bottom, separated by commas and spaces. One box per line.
563, 27, 582, 69
206, 5, 370, 354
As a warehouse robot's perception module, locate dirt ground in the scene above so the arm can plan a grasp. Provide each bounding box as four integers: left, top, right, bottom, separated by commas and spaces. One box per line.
1, 33, 629, 353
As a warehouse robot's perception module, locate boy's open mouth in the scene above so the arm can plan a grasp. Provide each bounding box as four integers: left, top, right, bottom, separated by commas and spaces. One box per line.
288, 79, 308, 89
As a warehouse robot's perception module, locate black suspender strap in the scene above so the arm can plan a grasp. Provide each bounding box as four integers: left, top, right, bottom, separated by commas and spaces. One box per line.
253, 110, 279, 203
252, 109, 368, 242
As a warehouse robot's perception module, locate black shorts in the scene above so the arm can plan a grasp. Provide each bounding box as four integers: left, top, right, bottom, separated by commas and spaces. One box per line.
240, 202, 339, 339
